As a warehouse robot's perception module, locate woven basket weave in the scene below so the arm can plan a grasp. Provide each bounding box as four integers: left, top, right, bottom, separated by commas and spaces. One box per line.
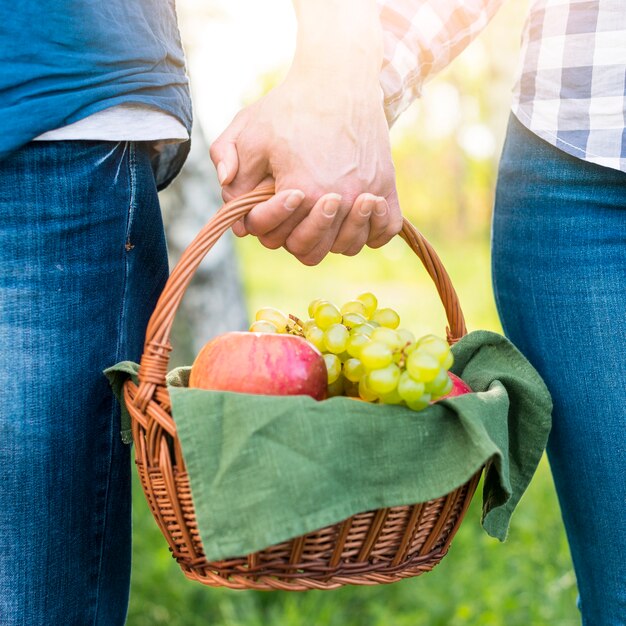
124, 187, 481, 590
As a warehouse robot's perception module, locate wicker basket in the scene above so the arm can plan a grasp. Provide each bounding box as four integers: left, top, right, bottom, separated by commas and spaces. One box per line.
124, 187, 482, 591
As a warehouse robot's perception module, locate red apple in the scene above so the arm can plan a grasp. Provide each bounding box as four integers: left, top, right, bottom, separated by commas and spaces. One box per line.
439, 372, 473, 399
189, 332, 328, 400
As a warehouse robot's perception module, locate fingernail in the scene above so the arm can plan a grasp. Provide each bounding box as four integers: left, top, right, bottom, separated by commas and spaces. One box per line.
374, 198, 387, 216
359, 197, 375, 217
217, 161, 228, 185
322, 194, 342, 217
284, 190, 305, 211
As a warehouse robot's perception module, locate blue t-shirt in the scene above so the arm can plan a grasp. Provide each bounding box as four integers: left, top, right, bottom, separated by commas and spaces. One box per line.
1, 1, 192, 188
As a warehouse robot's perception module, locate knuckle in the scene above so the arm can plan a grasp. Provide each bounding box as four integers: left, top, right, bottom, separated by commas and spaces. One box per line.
208, 141, 221, 163
284, 238, 308, 257
299, 252, 324, 266
286, 237, 327, 265
342, 245, 362, 257
258, 235, 283, 250
367, 236, 387, 249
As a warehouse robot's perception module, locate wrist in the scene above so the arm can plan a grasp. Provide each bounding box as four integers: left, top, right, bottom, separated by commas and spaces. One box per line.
291, 0, 383, 83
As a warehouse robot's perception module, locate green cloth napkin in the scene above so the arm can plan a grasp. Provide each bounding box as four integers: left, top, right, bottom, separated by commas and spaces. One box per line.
105, 330, 552, 561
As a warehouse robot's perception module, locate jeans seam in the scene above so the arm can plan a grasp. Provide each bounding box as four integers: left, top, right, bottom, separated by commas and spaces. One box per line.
125, 143, 137, 251
92, 141, 135, 626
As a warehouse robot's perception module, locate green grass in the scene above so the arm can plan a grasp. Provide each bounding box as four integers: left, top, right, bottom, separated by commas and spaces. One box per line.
236, 231, 501, 339
126, 232, 579, 626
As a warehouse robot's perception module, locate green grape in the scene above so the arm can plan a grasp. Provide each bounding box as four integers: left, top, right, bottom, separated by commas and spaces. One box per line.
425, 369, 453, 397
255, 307, 288, 332
342, 312, 368, 329
358, 375, 379, 402
367, 364, 401, 395
323, 323, 349, 354
429, 375, 453, 400
371, 307, 400, 329
249, 320, 278, 333
406, 393, 432, 412
441, 351, 454, 370
398, 328, 416, 346
359, 341, 393, 371
379, 387, 404, 405
343, 358, 364, 382
397, 371, 425, 403
327, 376, 345, 397
337, 351, 351, 363
307, 298, 327, 318
370, 327, 403, 351
356, 292, 378, 318
416, 333, 447, 351
305, 325, 325, 351
351, 323, 376, 337
417, 334, 453, 368
324, 353, 342, 384
406, 351, 440, 382
346, 333, 369, 358
340, 300, 368, 317
314, 302, 342, 330
301, 318, 317, 334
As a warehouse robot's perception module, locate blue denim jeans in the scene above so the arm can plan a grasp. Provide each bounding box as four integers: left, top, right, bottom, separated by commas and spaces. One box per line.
0, 141, 168, 625
492, 115, 626, 625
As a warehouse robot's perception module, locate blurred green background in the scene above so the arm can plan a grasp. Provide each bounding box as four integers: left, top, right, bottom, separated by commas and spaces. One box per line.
126, 2, 579, 624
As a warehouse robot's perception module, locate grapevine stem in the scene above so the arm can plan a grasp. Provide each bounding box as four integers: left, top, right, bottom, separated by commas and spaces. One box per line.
287, 314, 306, 337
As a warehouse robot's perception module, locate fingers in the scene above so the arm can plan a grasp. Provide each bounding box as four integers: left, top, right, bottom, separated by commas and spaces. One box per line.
230, 187, 304, 239
367, 187, 403, 249
326, 188, 403, 258
211, 78, 402, 259
329, 193, 376, 256
212, 108, 402, 256
231, 218, 247, 238
229, 174, 275, 236
282, 193, 345, 265
231, 187, 404, 260
214, 142, 239, 187
244, 189, 306, 241
210, 108, 268, 200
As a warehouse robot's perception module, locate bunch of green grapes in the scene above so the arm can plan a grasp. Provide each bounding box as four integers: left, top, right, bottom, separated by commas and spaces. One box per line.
251, 292, 454, 412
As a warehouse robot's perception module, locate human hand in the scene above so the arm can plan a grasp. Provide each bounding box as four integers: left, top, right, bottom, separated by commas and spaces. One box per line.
209, 1, 402, 266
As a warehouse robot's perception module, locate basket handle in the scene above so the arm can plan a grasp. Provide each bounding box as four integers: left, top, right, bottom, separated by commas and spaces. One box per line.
133, 186, 466, 410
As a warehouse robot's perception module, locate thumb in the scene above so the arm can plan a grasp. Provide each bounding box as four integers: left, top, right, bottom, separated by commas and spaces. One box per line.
210, 113, 246, 186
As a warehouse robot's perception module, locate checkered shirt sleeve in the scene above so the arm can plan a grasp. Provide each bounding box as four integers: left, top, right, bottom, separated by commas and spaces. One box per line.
378, 0, 504, 125
378, 1, 626, 172
512, 1, 626, 172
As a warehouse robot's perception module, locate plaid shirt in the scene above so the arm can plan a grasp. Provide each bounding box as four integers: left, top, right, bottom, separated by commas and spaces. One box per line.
378, 0, 626, 173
